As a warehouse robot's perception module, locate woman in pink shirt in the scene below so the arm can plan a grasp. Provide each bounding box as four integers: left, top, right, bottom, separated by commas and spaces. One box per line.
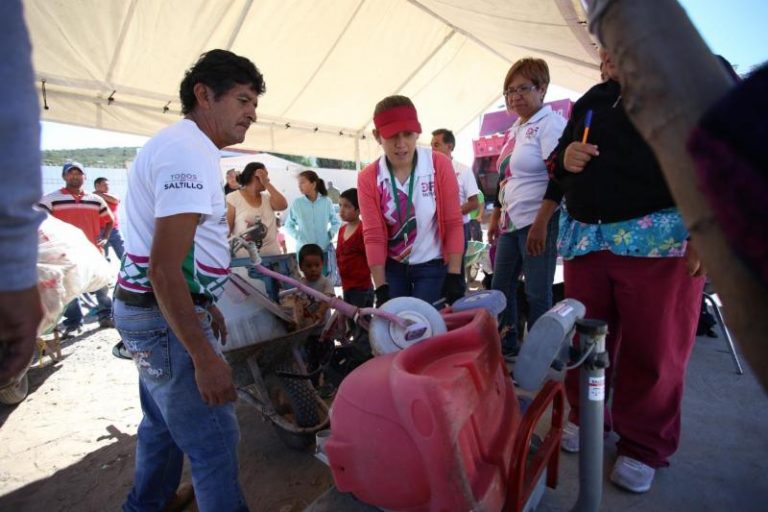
357, 95, 464, 307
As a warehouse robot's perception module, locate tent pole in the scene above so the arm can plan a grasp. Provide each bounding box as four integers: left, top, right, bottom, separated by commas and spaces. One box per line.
225, 0, 254, 50
355, 136, 361, 171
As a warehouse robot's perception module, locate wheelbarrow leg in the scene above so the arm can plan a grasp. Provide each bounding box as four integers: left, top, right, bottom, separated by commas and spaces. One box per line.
245, 355, 272, 404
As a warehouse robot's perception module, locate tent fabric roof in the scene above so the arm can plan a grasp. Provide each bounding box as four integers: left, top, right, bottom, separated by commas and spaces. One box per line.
25, 0, 598, 162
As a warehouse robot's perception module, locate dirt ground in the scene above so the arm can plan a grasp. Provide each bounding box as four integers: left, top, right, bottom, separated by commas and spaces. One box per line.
4, 295, 765, 512
0, 324, 334, 512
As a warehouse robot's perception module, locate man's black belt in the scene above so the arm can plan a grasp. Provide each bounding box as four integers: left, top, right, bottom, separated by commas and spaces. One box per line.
115, 286, 212, 308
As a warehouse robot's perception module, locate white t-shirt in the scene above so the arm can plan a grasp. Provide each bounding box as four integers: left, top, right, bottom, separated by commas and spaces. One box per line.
119, 119, 230, 299
376, 146, 442, 265
226, 190, 281, 257
498, 105, 566, 232
453, 159, 480, 224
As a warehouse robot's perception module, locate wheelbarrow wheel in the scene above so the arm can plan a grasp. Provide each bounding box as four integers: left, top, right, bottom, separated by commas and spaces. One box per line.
0, 371, 29, 406
265, 365, 322, 450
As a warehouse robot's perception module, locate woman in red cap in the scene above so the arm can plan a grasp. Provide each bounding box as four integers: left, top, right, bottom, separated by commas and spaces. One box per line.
357, 95, 464, 307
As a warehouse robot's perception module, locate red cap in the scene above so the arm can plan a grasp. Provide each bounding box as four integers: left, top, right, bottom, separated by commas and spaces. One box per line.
373, 105, 422, 138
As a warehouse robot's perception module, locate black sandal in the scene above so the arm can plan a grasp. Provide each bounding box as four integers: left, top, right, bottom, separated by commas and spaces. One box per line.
111, 341, 132, 360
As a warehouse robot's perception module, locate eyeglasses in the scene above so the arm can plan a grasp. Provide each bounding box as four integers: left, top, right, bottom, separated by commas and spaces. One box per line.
504, 84, 537, 96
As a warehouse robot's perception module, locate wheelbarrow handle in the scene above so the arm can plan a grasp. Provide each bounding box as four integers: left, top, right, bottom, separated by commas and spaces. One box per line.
359, 307, 409, 328
252, 263, 410, 330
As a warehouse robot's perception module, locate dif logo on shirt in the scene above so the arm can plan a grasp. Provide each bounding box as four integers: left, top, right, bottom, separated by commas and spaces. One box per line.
165, 172, 204, 190
421, 179, 435, 197
525, 126, 540, 140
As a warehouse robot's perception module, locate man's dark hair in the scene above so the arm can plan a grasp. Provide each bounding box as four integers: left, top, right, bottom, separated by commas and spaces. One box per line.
432, 128, 455, 149
238, 162, 266, 186
340, 188, 359, 210
179, 49, 266, 115
93, 177, 108, 188
298, 243, 324, 266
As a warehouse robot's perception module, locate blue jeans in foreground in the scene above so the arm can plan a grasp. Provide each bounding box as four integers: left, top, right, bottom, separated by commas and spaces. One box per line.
491, 213, 559, 352
386, 258, 447, 306
63, 285, 113, 327
114, 299, 248, 512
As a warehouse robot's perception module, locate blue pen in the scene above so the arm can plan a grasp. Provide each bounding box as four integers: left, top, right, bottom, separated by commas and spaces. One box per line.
581, 109, 593, 143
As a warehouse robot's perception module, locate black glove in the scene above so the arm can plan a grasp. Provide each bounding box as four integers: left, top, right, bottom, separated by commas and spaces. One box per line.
374, 284, 390, 308
442, 273, 465, 305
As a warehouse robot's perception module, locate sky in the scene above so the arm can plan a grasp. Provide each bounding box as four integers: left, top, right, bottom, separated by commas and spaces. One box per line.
40, 1, 768, 165
677, 0, 767, 74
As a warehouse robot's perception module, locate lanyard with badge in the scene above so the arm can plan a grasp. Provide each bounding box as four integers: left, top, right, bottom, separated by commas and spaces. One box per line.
386, 153, 418, 245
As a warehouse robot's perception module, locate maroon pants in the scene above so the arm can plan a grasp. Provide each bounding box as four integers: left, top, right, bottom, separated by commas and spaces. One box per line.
564, 251, 704, 468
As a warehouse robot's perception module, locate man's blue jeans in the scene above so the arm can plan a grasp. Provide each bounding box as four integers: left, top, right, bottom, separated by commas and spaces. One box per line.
491, 213, 559, 351
459, 222, 470, 293
114, 299, 248, 512
103, 227, 125, 261
63, 286, 113, 327
468, 219, 483, 242
386, 258, 447, 305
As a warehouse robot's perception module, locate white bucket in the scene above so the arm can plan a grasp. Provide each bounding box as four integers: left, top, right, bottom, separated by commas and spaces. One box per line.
217, 273, 288, 352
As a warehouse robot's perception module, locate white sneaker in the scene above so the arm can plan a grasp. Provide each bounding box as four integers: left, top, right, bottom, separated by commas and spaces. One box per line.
560, 421, 580, 453
610, 455, 655, 493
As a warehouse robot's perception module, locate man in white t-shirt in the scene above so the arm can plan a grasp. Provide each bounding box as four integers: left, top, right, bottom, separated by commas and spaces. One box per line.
114, 50, 265, 512
431, 128, 480, 286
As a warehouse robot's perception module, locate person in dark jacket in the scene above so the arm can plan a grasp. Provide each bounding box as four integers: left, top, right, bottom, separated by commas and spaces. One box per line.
549, 48, 705, 494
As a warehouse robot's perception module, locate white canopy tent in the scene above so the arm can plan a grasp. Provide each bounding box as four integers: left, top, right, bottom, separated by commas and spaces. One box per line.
24, 0, 598, 163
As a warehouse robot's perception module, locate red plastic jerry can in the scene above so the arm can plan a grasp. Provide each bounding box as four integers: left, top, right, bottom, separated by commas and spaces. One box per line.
326, 309, 521, 511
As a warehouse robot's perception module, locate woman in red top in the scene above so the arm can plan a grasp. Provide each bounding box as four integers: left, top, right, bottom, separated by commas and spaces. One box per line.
336, 188, 373, 308
337, 188, 374, 354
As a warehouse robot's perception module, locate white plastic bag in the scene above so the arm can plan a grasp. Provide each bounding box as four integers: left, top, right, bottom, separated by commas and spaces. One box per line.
36, 215, 113, 335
